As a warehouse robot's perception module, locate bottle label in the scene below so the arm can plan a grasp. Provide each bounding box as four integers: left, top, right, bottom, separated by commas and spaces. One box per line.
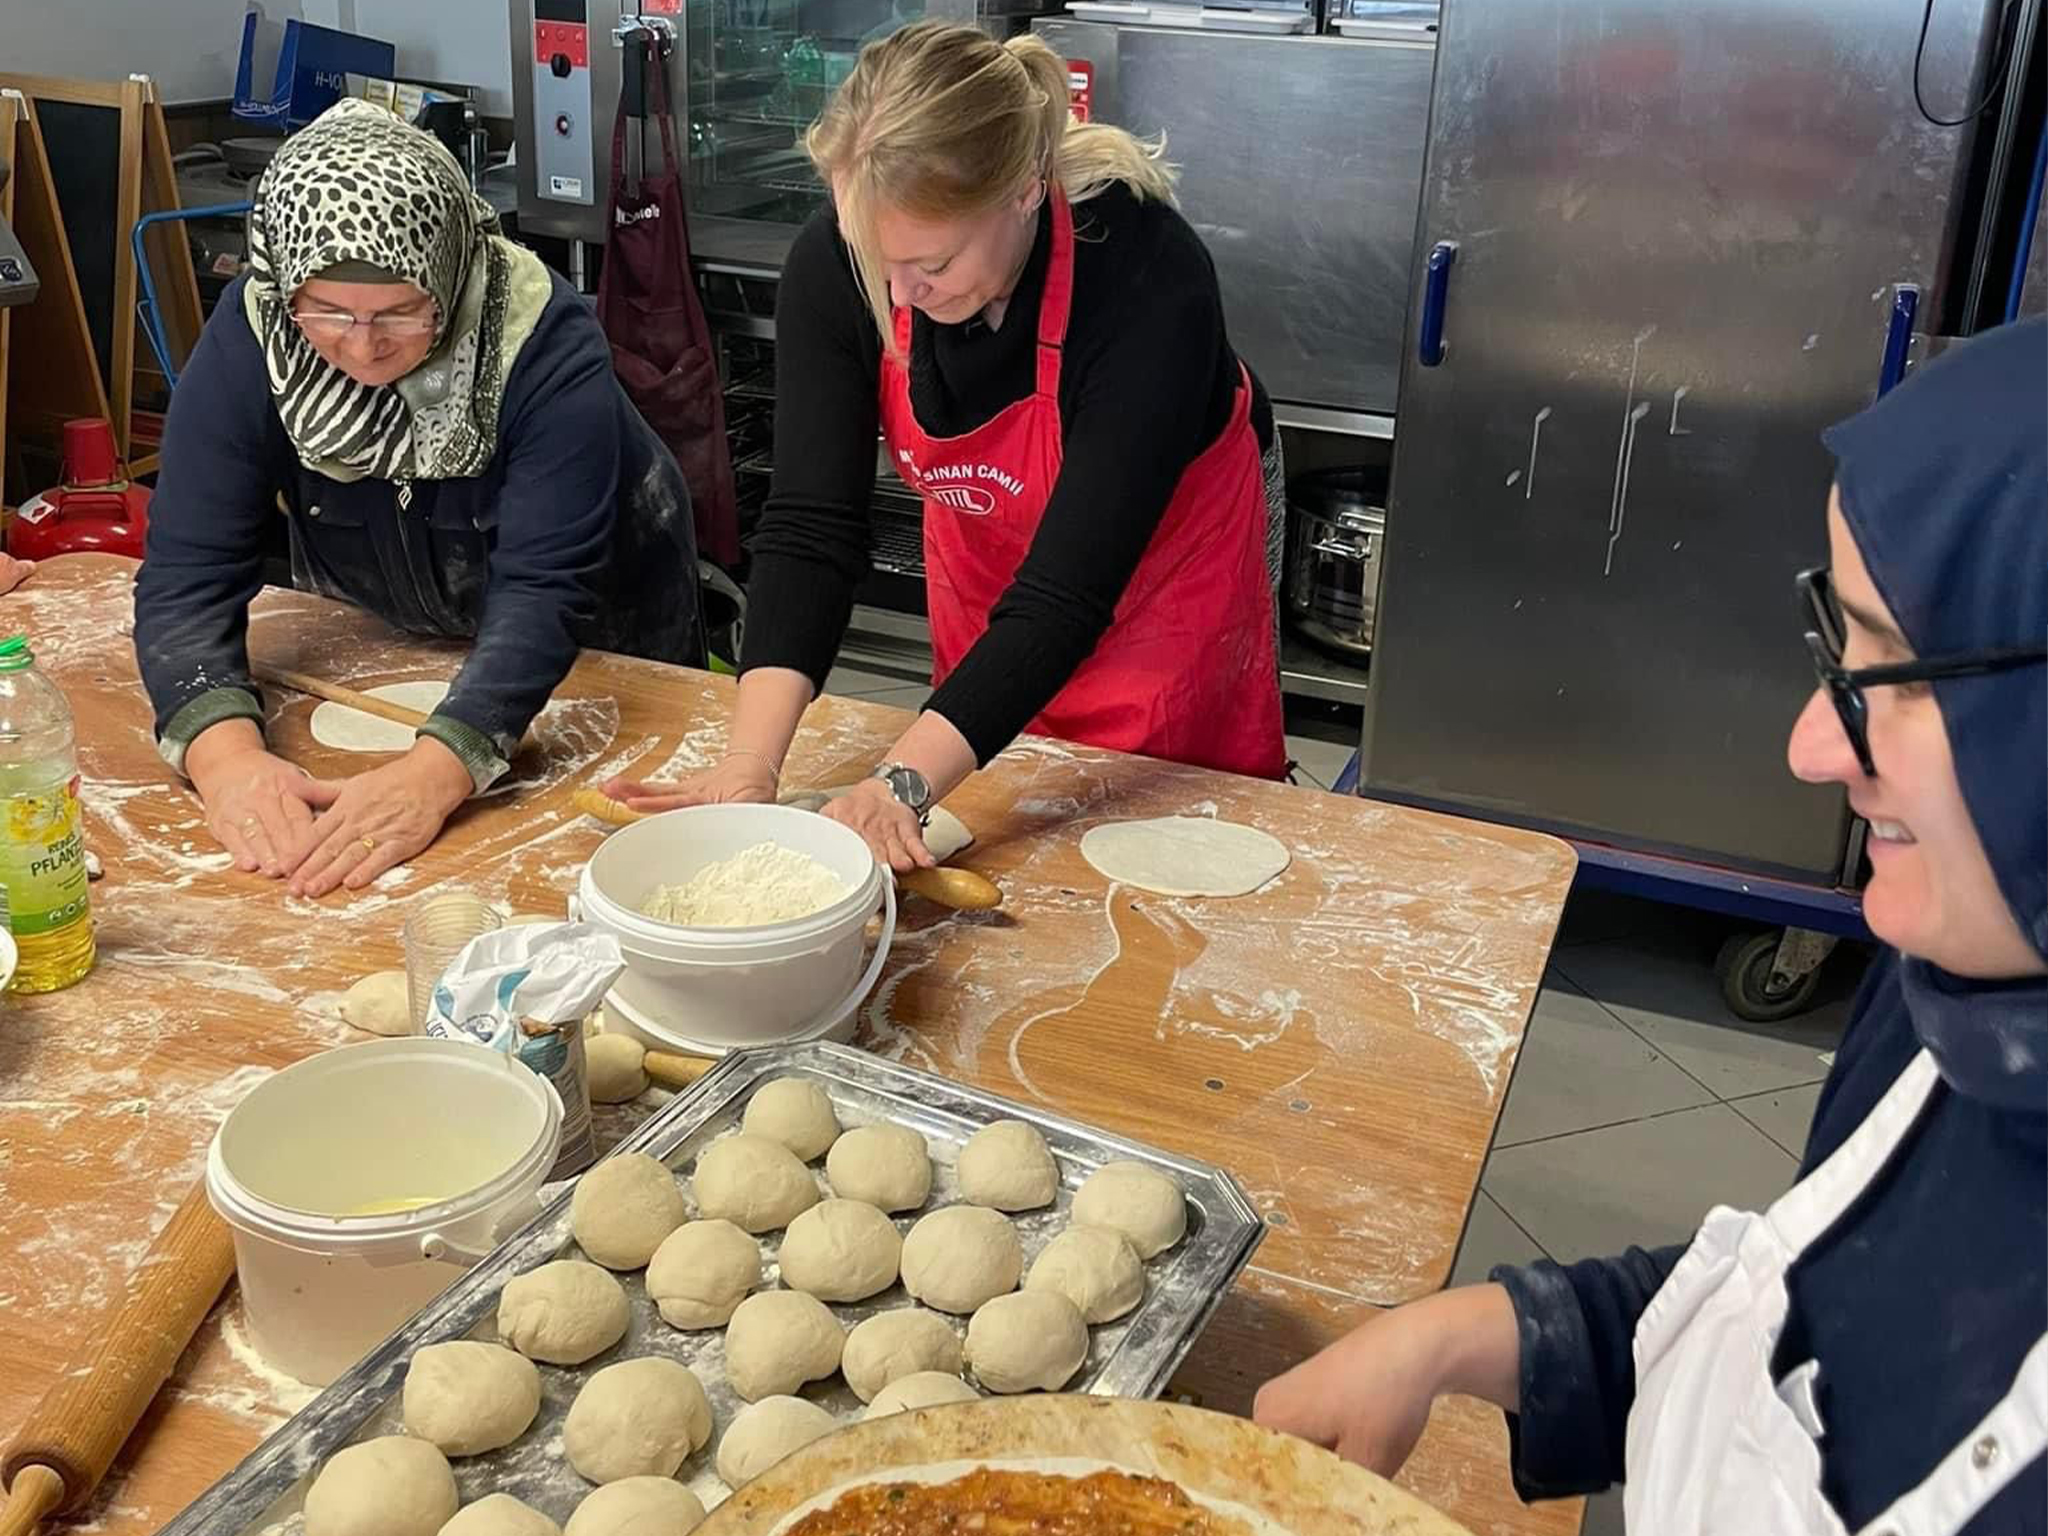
0, 774, 91, 936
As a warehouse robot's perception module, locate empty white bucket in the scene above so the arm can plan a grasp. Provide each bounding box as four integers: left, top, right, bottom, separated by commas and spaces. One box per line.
575, 803, 894, 1051
205, 1037, 562, 1385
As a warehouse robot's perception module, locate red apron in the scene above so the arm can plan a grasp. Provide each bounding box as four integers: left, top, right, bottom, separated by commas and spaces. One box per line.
878, 193, 1286, 779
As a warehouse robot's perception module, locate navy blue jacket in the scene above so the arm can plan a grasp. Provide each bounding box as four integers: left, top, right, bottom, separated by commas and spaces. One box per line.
135, 272, 701, 782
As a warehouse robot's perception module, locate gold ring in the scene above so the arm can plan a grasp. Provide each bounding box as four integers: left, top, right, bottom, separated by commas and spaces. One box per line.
359, 835, 377, 854
242, 817, 261, 832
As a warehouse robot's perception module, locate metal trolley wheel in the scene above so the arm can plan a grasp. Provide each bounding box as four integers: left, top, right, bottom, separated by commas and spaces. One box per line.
1715, 929, 1834, 1023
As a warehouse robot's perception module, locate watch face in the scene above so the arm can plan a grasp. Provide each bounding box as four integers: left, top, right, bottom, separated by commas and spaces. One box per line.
884, 765, 931, 811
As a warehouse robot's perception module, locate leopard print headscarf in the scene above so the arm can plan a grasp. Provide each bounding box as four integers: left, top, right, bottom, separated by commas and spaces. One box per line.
242, 98, 552, 484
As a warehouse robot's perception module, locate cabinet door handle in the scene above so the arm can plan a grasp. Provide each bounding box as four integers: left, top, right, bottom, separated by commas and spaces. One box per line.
1417, 241, 1458, 367
1878, 284, 1919, 397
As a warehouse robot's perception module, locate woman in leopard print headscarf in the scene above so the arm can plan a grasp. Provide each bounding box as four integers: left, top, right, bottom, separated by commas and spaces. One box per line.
135, 99, 704, 899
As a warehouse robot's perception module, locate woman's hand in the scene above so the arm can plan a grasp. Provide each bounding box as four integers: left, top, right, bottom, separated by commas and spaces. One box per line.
188, 720, 338, 877
288, 739, 474, 897
0, 554, 36, 595
822, 776, 935, 874
1252, 1285, 1521, 1476
603, 753, 780, 813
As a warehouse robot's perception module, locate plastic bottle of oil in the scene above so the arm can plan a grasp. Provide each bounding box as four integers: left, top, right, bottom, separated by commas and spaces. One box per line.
0, 634, 94, 991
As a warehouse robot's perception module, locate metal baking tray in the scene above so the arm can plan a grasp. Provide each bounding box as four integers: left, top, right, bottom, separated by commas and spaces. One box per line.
163, 1042, 1266, 1534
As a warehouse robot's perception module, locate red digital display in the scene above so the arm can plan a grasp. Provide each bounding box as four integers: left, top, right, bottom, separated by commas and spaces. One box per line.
534, 20, 589, 68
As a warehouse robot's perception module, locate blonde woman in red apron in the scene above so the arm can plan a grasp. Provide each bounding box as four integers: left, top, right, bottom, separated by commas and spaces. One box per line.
1253, 320, 2048, 1533
606, 21, 1285, 869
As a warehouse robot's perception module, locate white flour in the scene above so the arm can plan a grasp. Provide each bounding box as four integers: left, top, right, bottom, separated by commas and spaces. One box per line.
641, 842, 846, 927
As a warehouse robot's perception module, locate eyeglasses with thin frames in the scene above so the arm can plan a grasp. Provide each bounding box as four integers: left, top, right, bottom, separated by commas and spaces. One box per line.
1798, 565, 2045, 777
290, 306, 438, 340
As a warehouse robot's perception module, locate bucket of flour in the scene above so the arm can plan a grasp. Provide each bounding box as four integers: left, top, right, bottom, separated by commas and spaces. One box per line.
574, 803, 894, 1051
205, 1037, 562, 1385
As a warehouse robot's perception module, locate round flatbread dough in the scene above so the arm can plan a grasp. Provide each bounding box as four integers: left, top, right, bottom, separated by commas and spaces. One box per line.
956, 1119, 1059, 1211
693, 1134, 820, 1233
497, 1260, 630, 1365
899, 1206, 1021, 1314
338, 970, 412, 1037
724, 1289, 845, 1401
563, 1357, 713, 1484
841, 1308, 963, 1403
824, 1123, 932, 1213
571, 1153, 687, 1270
585, 1034, 648, 1104
1079, 816, 1291, 898
742, 1077, 840, 1160
402, 1341, 541, 1456
776, 1199, 902, 1303
310, 680, 450, 753
304, 1434, 458, 1536
438, 1494, 561, 1536
564, 1477, 707, 1536
716, 1396, 838, 1489
646, 1218, 761, 1329
1025, 1225, 1146, 1323
966, 1290, 1089, 1394
863, 1370, 981, 1419
1071, 1161, 1187, 1258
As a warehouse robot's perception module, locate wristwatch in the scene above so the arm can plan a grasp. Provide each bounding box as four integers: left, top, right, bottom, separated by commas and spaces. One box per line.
870, 763, 935, 825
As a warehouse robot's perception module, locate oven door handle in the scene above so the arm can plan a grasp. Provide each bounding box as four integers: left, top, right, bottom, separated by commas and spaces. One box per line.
1417, 240, 1458, 367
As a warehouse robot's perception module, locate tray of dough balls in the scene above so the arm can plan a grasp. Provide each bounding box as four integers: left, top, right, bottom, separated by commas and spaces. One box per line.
163, 1039, 1266, 1536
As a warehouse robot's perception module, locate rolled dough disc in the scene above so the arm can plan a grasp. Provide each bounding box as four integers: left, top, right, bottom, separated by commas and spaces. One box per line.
1080, 816, 1290, 898
309, 681, 450, 753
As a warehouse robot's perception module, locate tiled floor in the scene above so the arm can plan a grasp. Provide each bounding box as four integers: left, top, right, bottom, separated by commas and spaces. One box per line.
820, 670, 1859, 1534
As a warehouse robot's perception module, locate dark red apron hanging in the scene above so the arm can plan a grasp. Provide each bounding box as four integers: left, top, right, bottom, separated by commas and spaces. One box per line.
595, 40, 741, 567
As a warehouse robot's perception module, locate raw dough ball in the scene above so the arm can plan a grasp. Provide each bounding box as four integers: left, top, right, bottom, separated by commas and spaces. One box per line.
864, 1371, 981, 1420
956, 1120, 1059, 1211
841, 1308, 963, 1403
1025, 1226, 1146, 1324
1071, 1161, 1187, 1258
497, 1260, 630, 1365
564, 1477, 707, 1536
304, 1434, 458, 1536
716, 1396, 837, 1488
1079, 816, 1292, 898
572, 1153, 687, 1270
646, 1218, 761, 1328
692, 1134, 820, 1233
724, 1289, 845, 1400
339, 970, 413, 1037
564, 1357, 713, 1484
586, 1034, 649, 1104
966, 1290, 1089, 1394
742, 1077, 840, 1160
825, 1123, 932, 1212
439, 1494, 562, 1536
402, 1340, 541, 1455
776, 1199, 902, 1303
899, 1205, 1022, 1314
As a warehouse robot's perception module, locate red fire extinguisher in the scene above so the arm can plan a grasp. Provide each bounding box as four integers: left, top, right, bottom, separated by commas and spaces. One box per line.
10, 419, 151, 562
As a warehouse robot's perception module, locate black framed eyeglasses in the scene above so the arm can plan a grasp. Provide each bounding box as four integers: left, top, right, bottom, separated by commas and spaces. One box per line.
1798, 565, 2046, 777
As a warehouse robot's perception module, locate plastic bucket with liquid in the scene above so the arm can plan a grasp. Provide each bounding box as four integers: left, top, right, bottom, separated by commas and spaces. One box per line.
575, 803, 893, 1053
205, 1037, 562, 1385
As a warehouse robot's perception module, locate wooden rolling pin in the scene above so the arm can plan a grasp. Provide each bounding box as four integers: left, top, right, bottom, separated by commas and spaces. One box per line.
0, 1181, 236, 1536
256, 666, 433, 729
643, 1049, 720, 1090
571, 788, 1003, 912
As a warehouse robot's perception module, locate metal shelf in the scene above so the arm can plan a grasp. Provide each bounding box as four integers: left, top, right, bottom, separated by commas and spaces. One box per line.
1279, 631, 1371, 705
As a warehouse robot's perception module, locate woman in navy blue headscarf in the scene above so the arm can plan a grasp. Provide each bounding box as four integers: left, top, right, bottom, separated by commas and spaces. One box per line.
1256, 319, 2048, 1535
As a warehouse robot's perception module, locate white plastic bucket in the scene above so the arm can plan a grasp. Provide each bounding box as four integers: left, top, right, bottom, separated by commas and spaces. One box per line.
575, 803, 894, 1051
205, 1037, 563, 1386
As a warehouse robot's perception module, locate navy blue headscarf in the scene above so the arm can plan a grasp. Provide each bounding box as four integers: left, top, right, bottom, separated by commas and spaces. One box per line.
1823, 317, 2047, 1110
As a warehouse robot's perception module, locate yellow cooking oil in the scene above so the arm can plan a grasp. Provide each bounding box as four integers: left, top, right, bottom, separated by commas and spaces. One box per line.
0, 635, 94, 993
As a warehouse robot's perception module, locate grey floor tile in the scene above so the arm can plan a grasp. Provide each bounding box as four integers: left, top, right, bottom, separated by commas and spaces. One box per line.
1730, 1082, 1824, 1159
1449, 1192, 1547, 1287
1552, 935, 1849, 1100
1581, 1487, 1627, 1536
1493, 980, 1715, 1147
824, 665, 921, 698
1483, 1103, 1798, 1260
863, 684, 934, 713
1286, 733, 1357, 793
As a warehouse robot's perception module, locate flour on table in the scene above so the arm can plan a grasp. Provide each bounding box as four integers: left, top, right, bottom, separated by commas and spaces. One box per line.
1080, 816, 1291, 897
309, 681, 450, 752
641, 842, 847, 926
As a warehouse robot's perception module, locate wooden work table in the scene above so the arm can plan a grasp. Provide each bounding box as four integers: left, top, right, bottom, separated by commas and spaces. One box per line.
0, 555, 1580, 1535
